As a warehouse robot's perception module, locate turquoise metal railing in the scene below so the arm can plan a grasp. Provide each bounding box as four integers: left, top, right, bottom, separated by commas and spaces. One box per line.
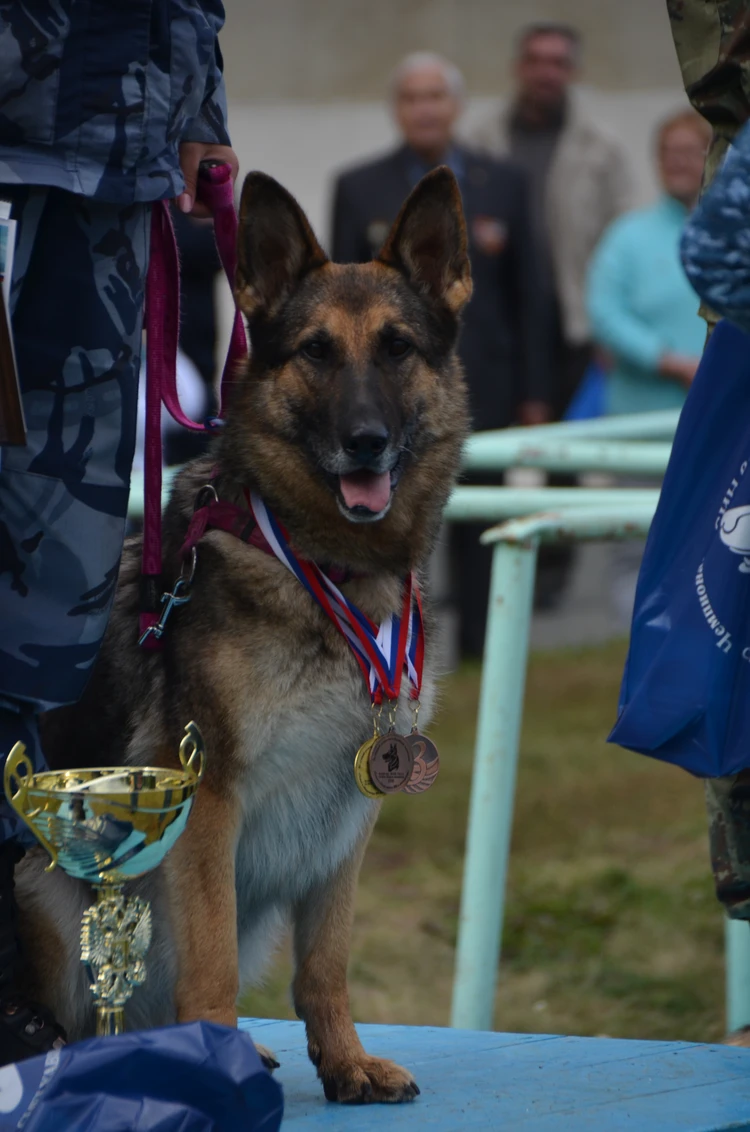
447, 420, 750, 1036
464, 408, 679, 453
462, 438, 672, 477
444, 486, 660, 522
448, 503, 656, 1031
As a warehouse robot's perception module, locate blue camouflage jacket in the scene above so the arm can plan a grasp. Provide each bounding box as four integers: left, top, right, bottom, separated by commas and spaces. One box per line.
681, 120, 750, 335
0, 1, 230, 203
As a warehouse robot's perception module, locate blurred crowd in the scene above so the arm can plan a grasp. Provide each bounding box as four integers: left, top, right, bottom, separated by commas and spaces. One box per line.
178, 22, 708, 656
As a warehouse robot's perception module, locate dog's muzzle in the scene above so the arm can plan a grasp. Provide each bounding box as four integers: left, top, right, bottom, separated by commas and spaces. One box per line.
321, 438, 405, 524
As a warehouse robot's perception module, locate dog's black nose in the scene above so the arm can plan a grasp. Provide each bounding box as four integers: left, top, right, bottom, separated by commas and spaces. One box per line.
342, 424, 389, 466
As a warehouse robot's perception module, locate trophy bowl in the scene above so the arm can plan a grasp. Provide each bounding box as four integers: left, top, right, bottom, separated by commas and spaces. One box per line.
3, 721, 205, 1036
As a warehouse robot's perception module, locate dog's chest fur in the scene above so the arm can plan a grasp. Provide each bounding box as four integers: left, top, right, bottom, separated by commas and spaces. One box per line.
171, 534, 436, 975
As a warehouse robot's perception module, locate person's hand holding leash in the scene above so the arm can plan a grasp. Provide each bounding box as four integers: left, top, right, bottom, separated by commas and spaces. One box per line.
176, 142, 239, 216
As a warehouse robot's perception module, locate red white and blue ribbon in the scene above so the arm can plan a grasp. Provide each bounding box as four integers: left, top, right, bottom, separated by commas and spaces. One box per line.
247, 491, 423, 703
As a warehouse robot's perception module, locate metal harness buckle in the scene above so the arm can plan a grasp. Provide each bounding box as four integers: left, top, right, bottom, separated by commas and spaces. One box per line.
137, 547, 197, 647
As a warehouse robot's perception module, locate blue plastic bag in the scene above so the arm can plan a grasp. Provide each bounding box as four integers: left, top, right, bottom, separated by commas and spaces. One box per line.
563, 362, 607, 421
0, 1021, 283, 1131
610, 319, 750, 776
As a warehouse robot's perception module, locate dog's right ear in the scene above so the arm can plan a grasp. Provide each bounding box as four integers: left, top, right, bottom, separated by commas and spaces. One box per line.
377, 166, 472, 315
236, 172, 328, 320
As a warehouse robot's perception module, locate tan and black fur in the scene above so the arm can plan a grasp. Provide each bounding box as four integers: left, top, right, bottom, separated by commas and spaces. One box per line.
18, 167, 472, 1103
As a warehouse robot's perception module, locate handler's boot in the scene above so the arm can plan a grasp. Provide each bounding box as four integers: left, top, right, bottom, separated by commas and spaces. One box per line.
0, 840, 66, 1064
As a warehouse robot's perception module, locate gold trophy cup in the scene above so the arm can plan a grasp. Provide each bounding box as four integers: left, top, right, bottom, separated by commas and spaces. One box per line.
3, 722, 205, 1037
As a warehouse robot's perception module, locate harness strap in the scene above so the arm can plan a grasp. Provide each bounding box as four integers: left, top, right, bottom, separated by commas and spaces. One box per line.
180, 499, 264, 558
179, 492, 356, 587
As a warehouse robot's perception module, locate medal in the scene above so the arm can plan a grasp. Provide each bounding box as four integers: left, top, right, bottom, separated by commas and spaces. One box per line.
353, 737, 385, 799
245, 494, 431, 799
369, 731, 414, 793
403, 732, 440, 794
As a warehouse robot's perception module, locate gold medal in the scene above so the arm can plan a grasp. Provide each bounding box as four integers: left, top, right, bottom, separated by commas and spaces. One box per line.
353, 737, 385, 799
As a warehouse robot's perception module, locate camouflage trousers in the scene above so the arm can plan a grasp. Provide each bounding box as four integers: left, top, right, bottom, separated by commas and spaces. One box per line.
0, 187, 150, 843
706, 774, 750, 919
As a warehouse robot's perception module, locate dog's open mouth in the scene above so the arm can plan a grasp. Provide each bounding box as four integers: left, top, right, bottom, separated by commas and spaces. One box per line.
339, 470, 391, 513
335, 462, 402, 522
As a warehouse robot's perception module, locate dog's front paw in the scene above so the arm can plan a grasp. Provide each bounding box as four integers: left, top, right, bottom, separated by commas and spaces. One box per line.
255, 1042, 280, 1071
310, 1046, 419, 1104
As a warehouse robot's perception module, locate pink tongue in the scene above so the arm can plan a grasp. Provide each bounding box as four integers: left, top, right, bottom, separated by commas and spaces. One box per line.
339, 470, 391, 513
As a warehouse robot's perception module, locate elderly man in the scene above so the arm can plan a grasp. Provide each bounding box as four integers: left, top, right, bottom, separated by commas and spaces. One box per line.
331, 52, 547, 657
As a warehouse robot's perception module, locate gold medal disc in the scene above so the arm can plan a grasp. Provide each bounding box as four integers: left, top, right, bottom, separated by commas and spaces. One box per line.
353, 738, 386, 799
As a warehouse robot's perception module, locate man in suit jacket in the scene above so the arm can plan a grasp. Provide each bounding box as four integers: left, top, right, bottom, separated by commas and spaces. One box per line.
331, 52, 548, 656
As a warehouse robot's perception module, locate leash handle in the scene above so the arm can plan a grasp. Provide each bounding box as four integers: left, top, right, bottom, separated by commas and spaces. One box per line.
139, 203, 175, 648
196, 161, 247, 415
139, 161, 247, 647
157, 161, 247, 432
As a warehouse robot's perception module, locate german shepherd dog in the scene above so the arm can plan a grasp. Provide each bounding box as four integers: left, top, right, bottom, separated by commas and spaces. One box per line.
18, 166, 472, 1103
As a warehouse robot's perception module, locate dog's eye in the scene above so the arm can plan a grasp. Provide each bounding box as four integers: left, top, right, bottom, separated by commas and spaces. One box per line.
302, 340, 327, 361
388, 338, 411, 358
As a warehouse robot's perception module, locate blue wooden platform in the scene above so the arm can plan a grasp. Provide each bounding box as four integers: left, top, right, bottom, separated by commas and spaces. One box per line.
240, 1019, 750, 1129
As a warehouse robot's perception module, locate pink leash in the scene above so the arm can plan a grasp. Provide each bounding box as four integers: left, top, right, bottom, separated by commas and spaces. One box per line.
139, 162, 248, 647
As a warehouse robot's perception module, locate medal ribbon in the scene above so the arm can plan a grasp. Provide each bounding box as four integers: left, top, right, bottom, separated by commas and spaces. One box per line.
247, 492, 423, 703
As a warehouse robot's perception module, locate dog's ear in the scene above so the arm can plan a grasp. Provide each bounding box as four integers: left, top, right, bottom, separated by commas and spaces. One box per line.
377, 167, 472, 314
236, 172, 328, 319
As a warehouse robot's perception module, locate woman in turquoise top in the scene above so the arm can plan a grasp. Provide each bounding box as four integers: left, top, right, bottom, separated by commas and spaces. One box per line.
586, 110, 710, 416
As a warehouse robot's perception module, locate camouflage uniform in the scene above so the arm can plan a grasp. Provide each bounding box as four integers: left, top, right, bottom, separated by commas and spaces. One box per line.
0, 1, 230, 201
668, 0, 750, 919
681, 119, 750, 336
0, 2, 230, 843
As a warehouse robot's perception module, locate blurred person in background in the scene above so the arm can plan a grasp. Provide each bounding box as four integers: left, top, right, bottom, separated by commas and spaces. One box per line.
586, 108, 709, 624
475, 23, 630, 417
587, 111, 708, 418
474, 23, 631, 606
331, 52, 547, 658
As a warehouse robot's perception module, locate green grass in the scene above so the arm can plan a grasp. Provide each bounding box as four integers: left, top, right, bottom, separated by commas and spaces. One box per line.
241, 640, 725, 1042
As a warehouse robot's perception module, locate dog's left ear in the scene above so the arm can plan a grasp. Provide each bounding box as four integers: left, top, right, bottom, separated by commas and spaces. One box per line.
236, 172, 328, 320
377, 167, 472, 314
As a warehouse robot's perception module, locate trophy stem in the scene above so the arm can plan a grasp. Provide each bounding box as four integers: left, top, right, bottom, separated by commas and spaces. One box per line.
96, 1006, 126, 1038
81, 882, 152, 1039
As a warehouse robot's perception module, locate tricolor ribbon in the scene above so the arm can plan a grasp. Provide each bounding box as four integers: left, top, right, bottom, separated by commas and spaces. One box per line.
247, 492, 423, 703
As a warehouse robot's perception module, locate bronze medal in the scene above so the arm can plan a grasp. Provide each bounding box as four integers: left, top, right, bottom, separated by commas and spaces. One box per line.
368, 732, 413, 794
353, 738, 385, 799
403, 732, 440, 794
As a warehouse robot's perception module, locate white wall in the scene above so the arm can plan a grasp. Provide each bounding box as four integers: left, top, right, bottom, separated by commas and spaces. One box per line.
215, 86, 691, 361
220, 0, 683, 99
